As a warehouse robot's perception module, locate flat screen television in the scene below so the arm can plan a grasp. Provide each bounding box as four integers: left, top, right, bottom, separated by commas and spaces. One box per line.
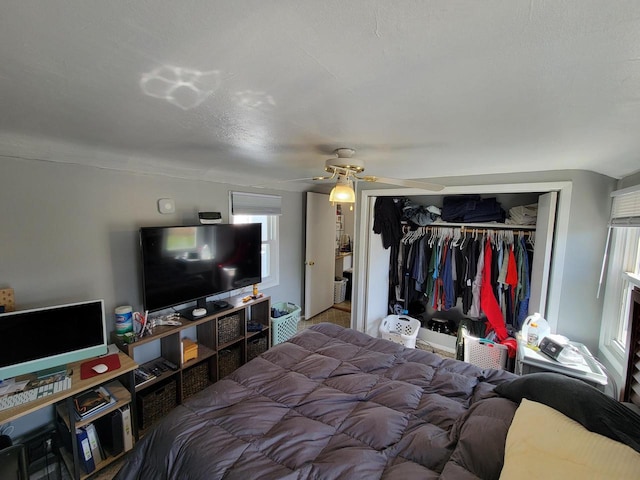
140, 223, 262, 319
0, 299, 107, 380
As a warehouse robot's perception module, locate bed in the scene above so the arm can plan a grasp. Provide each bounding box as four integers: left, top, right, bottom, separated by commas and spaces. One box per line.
115, 323, 640, 480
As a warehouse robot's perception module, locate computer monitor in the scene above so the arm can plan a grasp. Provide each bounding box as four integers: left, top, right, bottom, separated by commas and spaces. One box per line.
0, 299, 107, 380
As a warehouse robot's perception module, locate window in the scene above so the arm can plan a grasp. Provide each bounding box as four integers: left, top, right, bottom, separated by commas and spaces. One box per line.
599, 187, 640, 372
229, 192, 282, 290
232, 214, 279, 288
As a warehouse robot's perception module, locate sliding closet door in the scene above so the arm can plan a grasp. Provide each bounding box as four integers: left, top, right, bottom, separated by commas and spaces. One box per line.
528, 191, 557, 317
362, 196, 391, 336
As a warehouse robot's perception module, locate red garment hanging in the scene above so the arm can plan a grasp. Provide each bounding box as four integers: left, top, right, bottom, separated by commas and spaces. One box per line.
506, 245, 518, 303
480, 240, 509, 341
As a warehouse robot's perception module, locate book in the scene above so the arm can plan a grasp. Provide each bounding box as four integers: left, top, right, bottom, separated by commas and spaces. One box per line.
84, 423, 105, 464
134, 367, 156, 388
120, 405, 133, 452
73, 386, 115, 419
76, 427, 95, 474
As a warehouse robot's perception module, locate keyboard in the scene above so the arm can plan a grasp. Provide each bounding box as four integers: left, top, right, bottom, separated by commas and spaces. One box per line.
0, 376, 72, 411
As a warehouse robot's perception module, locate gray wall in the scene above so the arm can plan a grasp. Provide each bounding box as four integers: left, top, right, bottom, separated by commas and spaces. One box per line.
1, 157, 305, 438
1, 158, 305, 325
618, 170, 640, 190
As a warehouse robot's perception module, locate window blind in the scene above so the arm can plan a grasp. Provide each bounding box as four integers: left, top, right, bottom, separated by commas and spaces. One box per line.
231, 191, 282, 216
611, 188, 640, 227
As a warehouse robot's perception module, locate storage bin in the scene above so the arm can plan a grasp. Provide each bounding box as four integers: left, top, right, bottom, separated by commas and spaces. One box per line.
218, 346, 242, 378
461, 328, 507, 370
137, 379, 177, 430
182, 362, 211, 399
333, 277, 348, 304
247, 336, 268, 361
218, 313, 242, 345
379, 315, 421, 349
270, 302, 301, 345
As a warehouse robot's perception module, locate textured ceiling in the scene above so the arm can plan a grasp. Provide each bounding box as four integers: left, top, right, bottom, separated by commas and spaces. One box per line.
1, 1, 639, 191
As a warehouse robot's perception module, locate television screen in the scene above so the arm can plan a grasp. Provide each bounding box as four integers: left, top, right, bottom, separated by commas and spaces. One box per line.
140, 223, 262, 314
0, 300, 107, 380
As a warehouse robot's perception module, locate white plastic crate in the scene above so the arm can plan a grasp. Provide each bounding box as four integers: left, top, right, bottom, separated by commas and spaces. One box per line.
333, 278, 347, 304
270, 302, 301, 345
462, 328, 507, 370
379, 315, 421, 349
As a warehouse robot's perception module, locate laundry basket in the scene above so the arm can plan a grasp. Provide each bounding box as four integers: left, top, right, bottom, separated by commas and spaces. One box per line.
333, 277, 348, 304
379, 315, 421, 348
270, 302, 301, 345
462, 328, 508, 370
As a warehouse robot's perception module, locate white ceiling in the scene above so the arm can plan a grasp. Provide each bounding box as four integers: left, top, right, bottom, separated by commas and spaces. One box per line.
1, 1, 639, 191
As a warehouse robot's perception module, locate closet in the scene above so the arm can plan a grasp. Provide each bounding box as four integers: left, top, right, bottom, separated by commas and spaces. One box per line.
355, 183, 568, 347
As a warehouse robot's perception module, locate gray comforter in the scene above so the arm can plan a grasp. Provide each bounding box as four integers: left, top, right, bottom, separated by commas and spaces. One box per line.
116, 323, 518, 480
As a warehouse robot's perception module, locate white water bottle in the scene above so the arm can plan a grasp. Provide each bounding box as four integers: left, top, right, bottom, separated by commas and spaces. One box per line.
527, 322, 539, 347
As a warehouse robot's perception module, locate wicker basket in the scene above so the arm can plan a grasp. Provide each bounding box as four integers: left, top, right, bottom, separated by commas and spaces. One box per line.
247, 336, 268, 361
137, 379, 177, 430
271, 302, 301, 345
182, 362, 211, 399
218, 346, 242, 378
218, 313, 242, 345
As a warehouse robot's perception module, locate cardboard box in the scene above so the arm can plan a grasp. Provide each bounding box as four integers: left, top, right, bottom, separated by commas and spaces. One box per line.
181, 339, 198, 363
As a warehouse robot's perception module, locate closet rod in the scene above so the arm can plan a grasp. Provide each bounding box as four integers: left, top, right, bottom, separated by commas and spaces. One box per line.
457, 226, 534, 236
401, 224, 535, 236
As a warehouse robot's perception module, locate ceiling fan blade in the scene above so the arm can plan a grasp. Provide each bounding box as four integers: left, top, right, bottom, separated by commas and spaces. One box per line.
248, 176, 318, 188
360, 175, 444, 192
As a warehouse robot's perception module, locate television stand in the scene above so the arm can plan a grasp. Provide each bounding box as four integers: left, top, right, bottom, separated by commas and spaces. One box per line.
179, 301, 232, 321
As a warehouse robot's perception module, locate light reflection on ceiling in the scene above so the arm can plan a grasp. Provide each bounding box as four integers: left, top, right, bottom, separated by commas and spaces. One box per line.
140, 66, 221, 110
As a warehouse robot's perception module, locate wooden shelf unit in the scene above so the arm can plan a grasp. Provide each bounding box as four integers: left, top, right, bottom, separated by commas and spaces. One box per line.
57, 379, 134, 480
0, 351, 138, 480
115, 295, 271, 430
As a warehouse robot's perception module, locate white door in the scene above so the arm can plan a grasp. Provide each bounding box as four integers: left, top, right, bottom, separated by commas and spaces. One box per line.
304, 192, 336, 319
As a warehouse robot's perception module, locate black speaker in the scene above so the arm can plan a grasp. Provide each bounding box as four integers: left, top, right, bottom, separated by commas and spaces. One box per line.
198, 211, 222, 224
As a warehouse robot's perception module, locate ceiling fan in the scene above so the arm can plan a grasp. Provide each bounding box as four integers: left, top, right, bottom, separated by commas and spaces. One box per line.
313, 148, 444, 202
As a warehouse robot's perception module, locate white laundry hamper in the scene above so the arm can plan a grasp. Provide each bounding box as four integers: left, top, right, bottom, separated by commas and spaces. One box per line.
379, 315, 421, 348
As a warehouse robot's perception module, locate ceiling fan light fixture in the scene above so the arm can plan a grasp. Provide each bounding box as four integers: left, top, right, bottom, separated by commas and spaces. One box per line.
329, 176, 355, 203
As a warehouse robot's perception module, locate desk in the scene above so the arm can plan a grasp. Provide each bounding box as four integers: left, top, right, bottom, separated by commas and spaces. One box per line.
0, 351, 137, 425
0, 351, 137, 479
516, 341, 607, 391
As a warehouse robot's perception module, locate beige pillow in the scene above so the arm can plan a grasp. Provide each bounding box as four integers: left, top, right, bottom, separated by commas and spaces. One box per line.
500, 398, 640, 480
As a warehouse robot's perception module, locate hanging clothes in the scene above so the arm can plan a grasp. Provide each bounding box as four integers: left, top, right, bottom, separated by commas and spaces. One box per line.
469, 237, 485, 318
397, 225, 534, 323
516, 236, 532, 328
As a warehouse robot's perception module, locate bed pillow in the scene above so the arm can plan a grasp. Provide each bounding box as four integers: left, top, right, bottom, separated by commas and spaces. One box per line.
494, 372, 640, 452
500, 399, 640, 480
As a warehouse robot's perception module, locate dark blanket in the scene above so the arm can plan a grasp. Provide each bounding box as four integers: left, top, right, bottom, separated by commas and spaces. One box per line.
115, 323, 517, 480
